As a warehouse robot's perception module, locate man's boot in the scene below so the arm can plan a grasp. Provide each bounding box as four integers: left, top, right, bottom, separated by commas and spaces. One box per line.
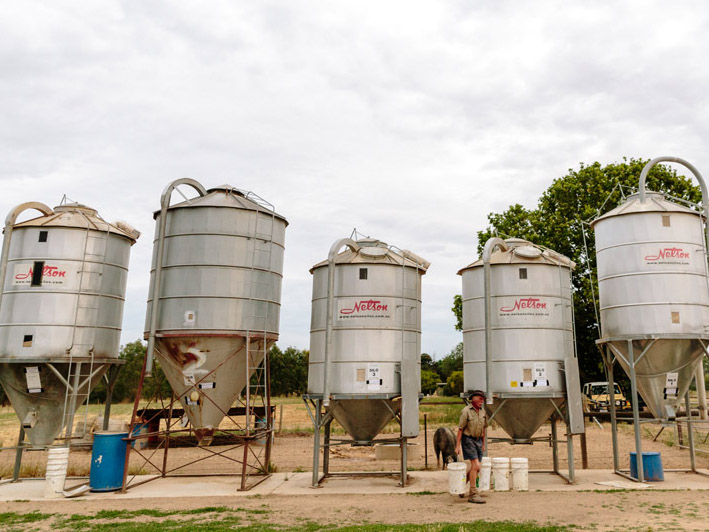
467, 486, 486, 504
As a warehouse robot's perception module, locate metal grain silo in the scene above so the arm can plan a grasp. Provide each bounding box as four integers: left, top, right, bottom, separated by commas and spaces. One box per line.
144, 179, 287, 445
0, 200, 139, 446
592, 159, 709, 421
458, 237, 584, 445
305, 236, 429, 486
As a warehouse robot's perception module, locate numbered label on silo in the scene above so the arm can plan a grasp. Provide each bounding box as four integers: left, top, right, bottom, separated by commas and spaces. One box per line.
664, 372, 679, 398
534, 363, 549, 387
24, 366, 43, 393
337, 298, 394, 321
367, 364, 382, 391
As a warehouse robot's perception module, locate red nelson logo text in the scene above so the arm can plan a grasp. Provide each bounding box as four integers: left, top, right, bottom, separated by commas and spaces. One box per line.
500, 298, 547, 312
644, 247, 690, 261
340, 300, 388, 314
15, 265, 66, 280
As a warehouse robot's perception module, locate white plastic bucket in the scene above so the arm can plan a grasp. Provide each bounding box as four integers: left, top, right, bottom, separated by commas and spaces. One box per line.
44, 447, 70, 499
479, 456, 492, 491
492, 457, 510, 491
511, 457, 529, 491
447, 462, 467, 495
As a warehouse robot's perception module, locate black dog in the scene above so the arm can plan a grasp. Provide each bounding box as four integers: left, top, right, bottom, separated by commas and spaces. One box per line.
433, 427, 458, 470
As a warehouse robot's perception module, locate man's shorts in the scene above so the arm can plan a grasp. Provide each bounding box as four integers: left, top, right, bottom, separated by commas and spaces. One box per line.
461, 434, 484, 461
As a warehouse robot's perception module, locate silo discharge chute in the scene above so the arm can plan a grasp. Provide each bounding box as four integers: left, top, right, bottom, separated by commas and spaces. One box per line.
459, 237, 584, 483
304, 234, 429, 487
0, 200, 139, 450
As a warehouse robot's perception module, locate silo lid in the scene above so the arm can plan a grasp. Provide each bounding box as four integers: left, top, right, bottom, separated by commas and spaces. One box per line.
457, 238, 574, 274
12, 202, 140, 243
156, 184, 288, 225
310, 239, 429, 273
359, 246, 389, 258
512, 245, 542, 259
590, 192, 701, 227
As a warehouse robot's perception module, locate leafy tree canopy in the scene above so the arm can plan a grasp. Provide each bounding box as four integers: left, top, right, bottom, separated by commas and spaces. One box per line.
421, 369, 440, 395
436, 342, 463, 384
270, 345, 309, 396
446, 370, 464, 397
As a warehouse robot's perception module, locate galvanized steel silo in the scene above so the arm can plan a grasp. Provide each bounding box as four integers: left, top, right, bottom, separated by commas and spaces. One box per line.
144, 179, 287, 444
458, 237, 584, 442
308, 237, 429, 443
592, 185, 709, 420
0, 201, 139, 446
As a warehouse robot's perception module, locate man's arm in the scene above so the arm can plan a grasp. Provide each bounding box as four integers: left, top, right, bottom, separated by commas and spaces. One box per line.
455, 427, 464, 456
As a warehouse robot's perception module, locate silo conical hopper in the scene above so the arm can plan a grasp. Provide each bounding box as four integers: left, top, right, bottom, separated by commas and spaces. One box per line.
458, 238, 583, 443
144, 180, 287, 444
307, 237, 429, 444
0, 201, 139, 446
592, 187, 709, 420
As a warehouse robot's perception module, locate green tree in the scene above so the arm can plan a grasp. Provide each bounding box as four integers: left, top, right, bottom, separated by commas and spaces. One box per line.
90, 340, 172, 403
111, 340, 147, 402
421, 369, 440, 395
468, 158, 701, 382
269, 345, 309, 396
452, 295, 462, 332
445, 370, 464, 396
436, 342, 463, 383
420, 352, 435, 372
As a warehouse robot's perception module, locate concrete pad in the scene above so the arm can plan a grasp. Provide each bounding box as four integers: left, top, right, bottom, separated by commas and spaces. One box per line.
0, 469, 706, 502
272, 471, 443, 495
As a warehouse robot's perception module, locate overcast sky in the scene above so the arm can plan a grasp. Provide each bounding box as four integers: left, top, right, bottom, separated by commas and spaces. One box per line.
2, 1, 708, 358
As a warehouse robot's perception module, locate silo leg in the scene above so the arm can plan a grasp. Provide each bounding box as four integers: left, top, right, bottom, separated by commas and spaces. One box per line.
628, 341, 644, 482
399, 437, 408, 487
311, 400, 321, 487
566, 432, 575, 483
686, 391, 697, 472
605, 350, 620, 474
64, 362, 83, 440
12, 427, 25, 481
551, 415, 559, 475
323, 418, 331, 477
103, 364, 121, 430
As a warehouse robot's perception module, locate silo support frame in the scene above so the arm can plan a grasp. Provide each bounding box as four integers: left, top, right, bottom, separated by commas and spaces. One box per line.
480, 394, 578, 484
121, 339, 274, 493
0, 358, 123, 484
303, 394, 412, 488
598, 337, 709, 482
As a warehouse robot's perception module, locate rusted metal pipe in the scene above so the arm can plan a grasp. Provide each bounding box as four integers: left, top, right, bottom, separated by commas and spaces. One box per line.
145, 178, 207, 376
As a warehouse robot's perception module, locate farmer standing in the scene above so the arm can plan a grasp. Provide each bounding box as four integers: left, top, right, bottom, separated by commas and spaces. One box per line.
455, 389, 487, 504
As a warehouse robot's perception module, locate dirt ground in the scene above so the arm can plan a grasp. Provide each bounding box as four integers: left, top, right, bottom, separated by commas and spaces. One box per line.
2, 419, 709, 531
268, 423, 709, 473
1, 486, 708, 531
3, 422, 707, 478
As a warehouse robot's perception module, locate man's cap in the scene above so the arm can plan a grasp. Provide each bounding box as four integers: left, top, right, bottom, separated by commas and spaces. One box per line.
470, 389, 486, 399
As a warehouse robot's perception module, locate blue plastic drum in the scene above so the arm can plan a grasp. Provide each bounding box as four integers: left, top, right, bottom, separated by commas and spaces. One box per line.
630, 451, 664, 481
90, 431, 128, 491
